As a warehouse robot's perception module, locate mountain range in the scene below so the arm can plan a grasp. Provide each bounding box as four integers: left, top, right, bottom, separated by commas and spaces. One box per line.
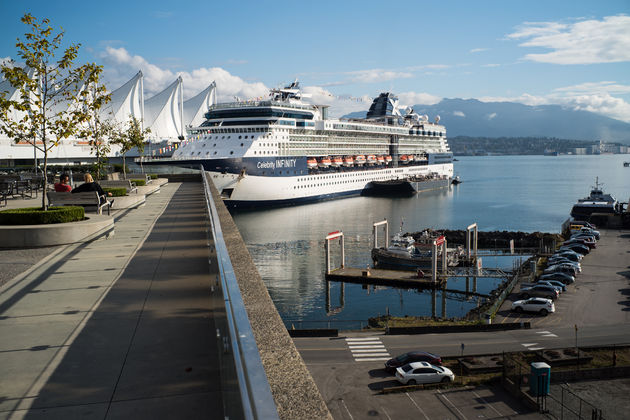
344, 98, 630, 144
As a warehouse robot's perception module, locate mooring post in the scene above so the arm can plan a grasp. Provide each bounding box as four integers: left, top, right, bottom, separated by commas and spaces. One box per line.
340, 235, 345, 268
442, 240, 447, 276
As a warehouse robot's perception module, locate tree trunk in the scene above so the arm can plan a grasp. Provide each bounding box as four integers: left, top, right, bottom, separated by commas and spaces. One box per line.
122, 154, 126, 179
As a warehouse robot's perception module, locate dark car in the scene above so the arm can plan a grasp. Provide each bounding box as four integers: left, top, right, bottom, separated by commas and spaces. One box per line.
540, 272, 575, 284
559, 244, 589, 255
519, 284, 559, 300
385, 351, 442, 373
544, 264, 578, 277
564, 238, 596, 249
551, 251, 581, 262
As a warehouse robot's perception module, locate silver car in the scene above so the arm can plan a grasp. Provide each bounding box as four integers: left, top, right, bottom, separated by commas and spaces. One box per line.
511, 298, 555, 316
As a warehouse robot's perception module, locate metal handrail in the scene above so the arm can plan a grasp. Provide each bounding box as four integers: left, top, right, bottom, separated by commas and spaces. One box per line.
201, 166, 279, 420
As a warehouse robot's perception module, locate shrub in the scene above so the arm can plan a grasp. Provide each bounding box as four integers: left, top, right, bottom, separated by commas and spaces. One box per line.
0, 206, 84, 225
103, 187, 127, 197
131, 178, 146, 186
112, 164, 128, 174
149, 174, 158, 179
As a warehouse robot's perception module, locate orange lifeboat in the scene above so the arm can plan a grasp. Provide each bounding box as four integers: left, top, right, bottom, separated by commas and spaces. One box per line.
367, 154, 377, 164
355, 155, 366, 165
331, 156, 343, 167
318, 156, 332, 167
400, 155, 409, 163
307, 158, 318, 169
385, 155, 393, 164
343, 156, 354, 166
407, 155, 415, 162
376, 155, 385, 164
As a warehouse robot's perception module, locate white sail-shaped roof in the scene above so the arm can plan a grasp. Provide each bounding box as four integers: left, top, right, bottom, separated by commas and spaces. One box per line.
183, 81, 216, 127
101, 71, 144, 127
144, 76, 183, 142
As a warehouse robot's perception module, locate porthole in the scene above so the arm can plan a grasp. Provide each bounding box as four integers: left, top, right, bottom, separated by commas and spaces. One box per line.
230, 151, 234, 155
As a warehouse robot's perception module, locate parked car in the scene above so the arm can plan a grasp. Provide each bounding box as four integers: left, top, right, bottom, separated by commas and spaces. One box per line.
550, 251, 581, 262
578, 227, 600, 240
558, 244, 589, 255
547, 259, 581, 272
537, 280, 566, 292
385, 351, 442, 373
544, 264, 578, 277
395, 361, 455, 385
570, 233, 597, 243
520, 284, 559, 300
571, 221, 597, 230
540, 272, 575, 284
511, 297, 555, 316
564, 238, 596, 249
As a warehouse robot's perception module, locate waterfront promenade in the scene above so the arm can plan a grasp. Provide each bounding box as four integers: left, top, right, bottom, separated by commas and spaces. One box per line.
0, 183, 223, 419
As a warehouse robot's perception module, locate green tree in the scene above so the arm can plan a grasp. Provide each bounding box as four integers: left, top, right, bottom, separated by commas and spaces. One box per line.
77, 65, 112, 180
0, 14, 95, 209
110, 116, 150, 179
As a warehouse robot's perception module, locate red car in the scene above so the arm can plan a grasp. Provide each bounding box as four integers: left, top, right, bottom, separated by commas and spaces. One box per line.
385, 351, 442, 373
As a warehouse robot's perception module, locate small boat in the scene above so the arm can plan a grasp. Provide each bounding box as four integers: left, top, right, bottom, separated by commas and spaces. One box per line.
384, 155, 393, 164
355, 155, 366, 165
451, 175, 462, 185
307, 158, 318, 169
376, 155, 385, 164
367, 154, 377, 164
331, 156, 343, 167
343, 156, 354, 166
407, 155, 415, 162
318, 157, 331, 168
371, 229, 461, 270
400, 155, 409, 164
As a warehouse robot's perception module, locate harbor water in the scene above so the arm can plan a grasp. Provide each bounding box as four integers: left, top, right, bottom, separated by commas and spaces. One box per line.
232, 155, 629, 329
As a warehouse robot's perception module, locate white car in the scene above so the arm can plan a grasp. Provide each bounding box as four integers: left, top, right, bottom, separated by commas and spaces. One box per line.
395, 361, 455, 385
511, 298, 555, 316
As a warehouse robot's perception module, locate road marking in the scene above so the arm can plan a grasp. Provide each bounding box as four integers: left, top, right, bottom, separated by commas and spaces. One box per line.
522, 342, 545, 350
380, 406, 392, 420
536, 330, 558, 337
471, 390, 504, 417
346, 337, 389, 362
340, 398, 354, 420
521, 343, 538, 347
437, 389, 468, 420
406, 392, 430, 420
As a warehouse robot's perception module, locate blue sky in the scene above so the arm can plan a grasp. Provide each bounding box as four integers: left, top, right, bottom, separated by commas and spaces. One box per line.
2, 0, 630, 120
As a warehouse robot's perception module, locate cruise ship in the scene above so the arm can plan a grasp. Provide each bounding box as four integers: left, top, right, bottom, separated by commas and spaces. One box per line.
152, 81, 454, 208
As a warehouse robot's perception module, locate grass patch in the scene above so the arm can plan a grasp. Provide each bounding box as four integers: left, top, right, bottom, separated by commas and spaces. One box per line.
0, 206, 84, 225
102, 187, 127, 197
369, 315, 482, 328
130, 178, 146, 186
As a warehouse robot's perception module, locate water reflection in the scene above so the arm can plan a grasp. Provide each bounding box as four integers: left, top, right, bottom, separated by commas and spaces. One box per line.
233, 155, 629, 329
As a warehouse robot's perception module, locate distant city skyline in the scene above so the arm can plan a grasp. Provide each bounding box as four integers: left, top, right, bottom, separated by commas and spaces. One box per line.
1, 0, 629, 120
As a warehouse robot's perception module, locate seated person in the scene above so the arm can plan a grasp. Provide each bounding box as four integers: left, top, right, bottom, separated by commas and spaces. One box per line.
54, 173, 72, 192
71, 173, 112, 197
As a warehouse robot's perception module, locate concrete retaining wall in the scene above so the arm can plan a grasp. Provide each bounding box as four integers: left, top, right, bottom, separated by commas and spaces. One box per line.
387, 322, 530, 335
208, 177, 333, 420
0, 215, 114, 248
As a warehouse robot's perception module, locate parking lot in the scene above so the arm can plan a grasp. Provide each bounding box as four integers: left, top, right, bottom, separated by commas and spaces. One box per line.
306, 361, 544, 419
493, 228, 630, 328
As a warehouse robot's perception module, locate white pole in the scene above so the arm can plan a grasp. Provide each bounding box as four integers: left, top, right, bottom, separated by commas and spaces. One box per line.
341, 235, 345, 268
442, 240, 447, 275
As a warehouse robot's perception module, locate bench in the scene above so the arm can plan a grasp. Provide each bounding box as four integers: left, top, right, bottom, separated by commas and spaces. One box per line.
47, 191, 113, 215
99, 180, 138, 194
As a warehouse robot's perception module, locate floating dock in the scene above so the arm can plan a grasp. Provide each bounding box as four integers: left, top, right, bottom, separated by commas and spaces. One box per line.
325, 266, 442, 288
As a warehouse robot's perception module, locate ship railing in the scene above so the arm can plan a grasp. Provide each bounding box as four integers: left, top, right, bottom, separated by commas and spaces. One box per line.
200, 166, 279, 420
211, 100, 314, 111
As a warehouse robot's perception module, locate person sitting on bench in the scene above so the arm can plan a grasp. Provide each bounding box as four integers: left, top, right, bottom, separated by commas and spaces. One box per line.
54, 173, 72, 192
72, 173, 112, 197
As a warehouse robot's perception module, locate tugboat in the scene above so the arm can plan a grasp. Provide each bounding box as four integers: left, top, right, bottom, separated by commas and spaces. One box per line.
570, 177, 623, 219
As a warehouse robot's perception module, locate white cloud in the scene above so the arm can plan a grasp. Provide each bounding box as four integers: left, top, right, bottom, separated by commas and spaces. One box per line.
346, 69, 413, 84
507, 15, 630, 64
486, 112, 497, 120
397, 91, 442, 107
101, 47, 268, 101
479, 84, 630, 122
470, 48, 488, 53
301, 85, 372, 118
453, 111, 466, 117
482, 63, 500, 68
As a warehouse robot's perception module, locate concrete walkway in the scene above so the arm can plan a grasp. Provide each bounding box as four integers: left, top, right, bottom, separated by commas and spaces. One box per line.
0, 182, 223, 419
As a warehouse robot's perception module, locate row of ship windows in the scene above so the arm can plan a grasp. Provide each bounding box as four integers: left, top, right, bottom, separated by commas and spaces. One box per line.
293, 176, 392, 189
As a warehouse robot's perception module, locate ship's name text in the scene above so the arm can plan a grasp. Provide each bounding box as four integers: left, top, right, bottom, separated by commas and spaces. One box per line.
256, 159, 297, 170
